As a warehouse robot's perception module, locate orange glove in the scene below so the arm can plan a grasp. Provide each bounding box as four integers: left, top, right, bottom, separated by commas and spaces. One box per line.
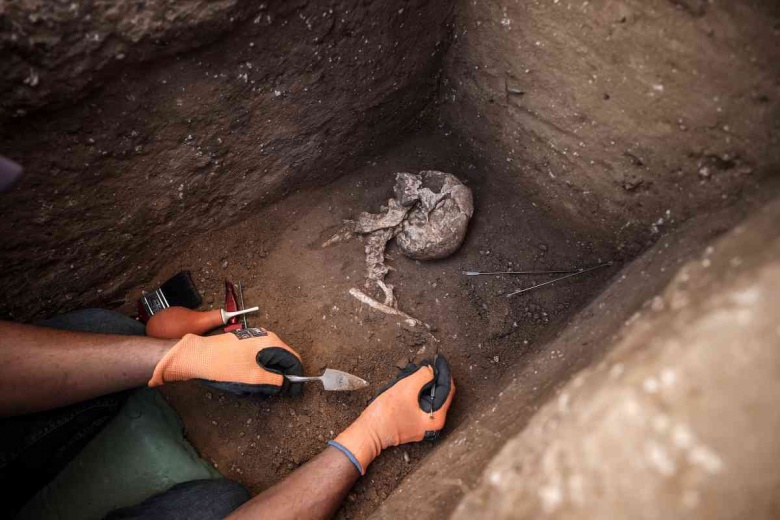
329, 356, 454, 475
149, 327, 304, 397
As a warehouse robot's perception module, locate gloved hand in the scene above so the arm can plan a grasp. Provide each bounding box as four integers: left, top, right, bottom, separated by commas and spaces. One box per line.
329, 355, 454, 475
148, 327, 304, 397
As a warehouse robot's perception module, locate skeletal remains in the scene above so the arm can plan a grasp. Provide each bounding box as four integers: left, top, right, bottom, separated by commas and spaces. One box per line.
324, 170, 474, 323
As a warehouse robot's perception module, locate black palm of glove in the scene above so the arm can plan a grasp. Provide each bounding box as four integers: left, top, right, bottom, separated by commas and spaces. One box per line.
372, 355, 454, 440
329, 355, 455, 475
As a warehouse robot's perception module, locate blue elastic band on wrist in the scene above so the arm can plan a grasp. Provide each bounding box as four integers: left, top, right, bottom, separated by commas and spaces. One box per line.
327, 440, 364, 475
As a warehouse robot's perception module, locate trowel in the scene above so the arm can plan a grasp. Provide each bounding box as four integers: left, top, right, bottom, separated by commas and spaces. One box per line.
285, 369, 369, 392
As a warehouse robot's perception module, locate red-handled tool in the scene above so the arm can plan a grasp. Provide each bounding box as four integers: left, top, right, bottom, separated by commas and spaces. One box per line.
224, 280, 243, 332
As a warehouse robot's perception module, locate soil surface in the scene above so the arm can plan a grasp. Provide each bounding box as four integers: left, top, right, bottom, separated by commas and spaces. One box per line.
122, 132, 618, 518
452, 197, 780, 520
371, 189, 773, 520
0, 0, 453, 322
2, 1, 777, 517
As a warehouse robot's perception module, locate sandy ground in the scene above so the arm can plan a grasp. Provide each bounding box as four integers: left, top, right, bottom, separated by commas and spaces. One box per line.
123, 131, 618, 518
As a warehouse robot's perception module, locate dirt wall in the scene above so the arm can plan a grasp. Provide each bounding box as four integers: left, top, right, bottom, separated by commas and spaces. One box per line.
0, 0, 454, 320
440, 0, 780, 250
367, 5, 780, 514
2, 1, 779, 518
370, 190, 770, 519
451, 196, 780, 520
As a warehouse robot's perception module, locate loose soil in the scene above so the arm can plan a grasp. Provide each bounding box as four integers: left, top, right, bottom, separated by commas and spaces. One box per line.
122, 131, 618, 518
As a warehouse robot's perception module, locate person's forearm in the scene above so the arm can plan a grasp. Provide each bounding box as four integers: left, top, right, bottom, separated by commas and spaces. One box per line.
227, 447, 359, 520
0, 321, 174, 417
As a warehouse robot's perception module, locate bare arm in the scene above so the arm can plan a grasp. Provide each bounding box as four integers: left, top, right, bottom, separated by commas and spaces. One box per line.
0, 320, 174, 417
227, 447, 359, 520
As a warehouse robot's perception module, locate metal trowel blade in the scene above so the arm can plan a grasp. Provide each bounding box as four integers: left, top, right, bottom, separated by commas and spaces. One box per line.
319, 369, 369, 391
285, 369, 369, 391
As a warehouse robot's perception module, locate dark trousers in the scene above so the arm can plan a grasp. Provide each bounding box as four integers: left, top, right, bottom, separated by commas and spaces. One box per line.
0, 309, 249, 519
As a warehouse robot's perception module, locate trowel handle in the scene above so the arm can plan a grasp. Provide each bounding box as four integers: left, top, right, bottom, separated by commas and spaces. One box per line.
284, 375, 321, 384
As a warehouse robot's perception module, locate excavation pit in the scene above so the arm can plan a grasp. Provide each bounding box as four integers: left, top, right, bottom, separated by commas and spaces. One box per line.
1, 1, 779, 518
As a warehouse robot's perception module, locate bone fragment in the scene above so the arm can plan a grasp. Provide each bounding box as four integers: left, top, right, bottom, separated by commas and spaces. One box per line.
354, 198, 411, 234
349, 288, 423, 328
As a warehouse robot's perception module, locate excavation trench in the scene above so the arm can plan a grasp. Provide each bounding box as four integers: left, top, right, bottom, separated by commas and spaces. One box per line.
134, 132, 619, 517
1, 0, 779, 519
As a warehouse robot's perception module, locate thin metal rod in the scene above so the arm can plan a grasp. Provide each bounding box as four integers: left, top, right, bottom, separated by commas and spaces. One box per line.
237, 281, 248, 329
463, 269, 579, 276
506, 262, 612, 297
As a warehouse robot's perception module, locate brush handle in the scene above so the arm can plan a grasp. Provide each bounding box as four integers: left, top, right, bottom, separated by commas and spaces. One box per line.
220, 306, 260, 324
146, 307, 224, 339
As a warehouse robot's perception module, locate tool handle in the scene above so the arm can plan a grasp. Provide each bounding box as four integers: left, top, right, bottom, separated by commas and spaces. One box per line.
220, 306, 260, 324
284, 375, 321, 383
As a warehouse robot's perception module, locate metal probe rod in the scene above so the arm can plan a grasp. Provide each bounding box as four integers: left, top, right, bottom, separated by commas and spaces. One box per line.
237, 281, 248, 330
463, 269, 579, 276
506, 262, 612, 298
